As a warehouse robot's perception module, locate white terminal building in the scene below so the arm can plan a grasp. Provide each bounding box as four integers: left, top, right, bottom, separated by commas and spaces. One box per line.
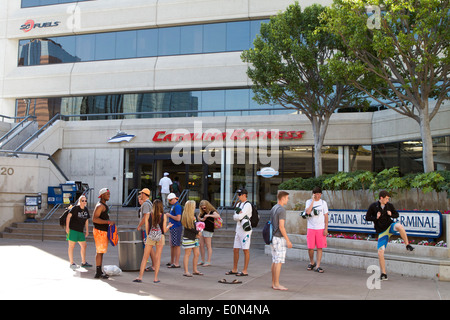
0, 0, 449, 229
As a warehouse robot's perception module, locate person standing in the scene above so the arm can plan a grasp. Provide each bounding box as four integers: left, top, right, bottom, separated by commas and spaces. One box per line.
66, 195, 92, 269
133, 199, 172, 284
159, 172, 173, 208
166, 193, 182, 268
270, 191, 292, 290
92, 188, 115, 279
198, 200, 220, 266
181, 200, 203, 277
304, 187, 328, 273
226, 189, 252, 277
136, 188, 155, 272
365, 190, 414, 281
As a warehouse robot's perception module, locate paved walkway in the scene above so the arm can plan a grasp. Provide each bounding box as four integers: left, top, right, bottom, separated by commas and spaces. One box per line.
1, 238, 449, 302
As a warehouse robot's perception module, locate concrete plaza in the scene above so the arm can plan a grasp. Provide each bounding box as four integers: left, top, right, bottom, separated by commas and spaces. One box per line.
1, 238, 449, 302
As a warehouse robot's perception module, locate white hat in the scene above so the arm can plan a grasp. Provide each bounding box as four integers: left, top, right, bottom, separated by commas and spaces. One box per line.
98, 188, 109, 198
164, 172, 169, 176
167, 193, 178, 200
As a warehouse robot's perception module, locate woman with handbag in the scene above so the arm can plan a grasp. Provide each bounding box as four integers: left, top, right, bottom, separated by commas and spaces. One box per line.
181, 200, 203, 277
197, 200, 221, 267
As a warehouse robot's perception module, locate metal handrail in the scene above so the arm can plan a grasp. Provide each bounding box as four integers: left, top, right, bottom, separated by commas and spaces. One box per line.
0, 115, 36, 146
15, 113, 62, 151
0, 150, 69, 181
122, 188, 139, 207
178, 189, 189, 205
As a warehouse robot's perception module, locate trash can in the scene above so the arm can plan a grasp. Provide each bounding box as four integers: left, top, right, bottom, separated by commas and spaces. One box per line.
118, 230, 144, 271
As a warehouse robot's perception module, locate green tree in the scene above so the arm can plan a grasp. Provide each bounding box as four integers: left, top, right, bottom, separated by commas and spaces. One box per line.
241, 3, 361, 177
323, 0, 450, 173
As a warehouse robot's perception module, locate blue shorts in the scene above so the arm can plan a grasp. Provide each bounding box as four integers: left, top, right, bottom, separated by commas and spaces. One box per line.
170, 226, 183, 247
377, 222, 399, 251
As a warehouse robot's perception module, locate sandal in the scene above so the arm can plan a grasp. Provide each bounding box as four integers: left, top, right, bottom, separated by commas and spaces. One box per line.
218, 279, 242, 284
145, 266, 155, 272
225, 270, 238, 275
307, 263, 316, 271
236, 272, 248, 277
183, 273, 193, 277
315, 267, 324, 273
132, 279, 142, 283
168, 264, 181, 268
193, 272, 204, 276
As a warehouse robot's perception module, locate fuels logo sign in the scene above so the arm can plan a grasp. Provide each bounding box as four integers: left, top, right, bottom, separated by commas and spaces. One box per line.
20, 19, 61, 32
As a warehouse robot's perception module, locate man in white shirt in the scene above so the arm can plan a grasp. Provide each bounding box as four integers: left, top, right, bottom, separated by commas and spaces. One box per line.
304, 186, 328, 273
158, 172, 172, 208
226, 189, 252, 277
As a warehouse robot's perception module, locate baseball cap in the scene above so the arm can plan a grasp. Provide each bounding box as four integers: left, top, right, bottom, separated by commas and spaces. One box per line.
164, 172, 169, 176
167, 193, 178, 200
139, 188, 151, 197
98, 188, 109, 198
236, 189, 248, 195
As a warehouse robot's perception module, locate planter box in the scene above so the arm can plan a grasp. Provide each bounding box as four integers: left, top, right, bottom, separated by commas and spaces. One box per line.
281, 189, 449, 213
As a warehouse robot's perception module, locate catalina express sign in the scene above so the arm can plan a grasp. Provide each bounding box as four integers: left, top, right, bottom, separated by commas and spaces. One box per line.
327, 209, 442, 238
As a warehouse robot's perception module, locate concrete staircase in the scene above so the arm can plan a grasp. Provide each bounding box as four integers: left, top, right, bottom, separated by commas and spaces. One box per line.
0, 207, 271, 249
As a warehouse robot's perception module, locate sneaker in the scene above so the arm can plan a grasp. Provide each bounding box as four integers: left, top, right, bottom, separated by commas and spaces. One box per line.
70, 263, 78, 270
94, 273, 109, 279
81, 262, 93, 268
406, 244, 414, 251
380, 273, 388, 281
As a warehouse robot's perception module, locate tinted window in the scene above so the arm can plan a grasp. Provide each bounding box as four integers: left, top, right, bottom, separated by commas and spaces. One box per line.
137, 29, 158, 57
226, 21, 250, 51
203, 23, 226, 53
180, 25, 203, 54
116, 30, 137, 59
158, 27, 180, 56
76, 34, 95, 61
95, 32, 116, 60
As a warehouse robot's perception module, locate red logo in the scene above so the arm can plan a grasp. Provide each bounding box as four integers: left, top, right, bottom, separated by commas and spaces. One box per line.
20, 19, 60, 32
21, 19, 35, 32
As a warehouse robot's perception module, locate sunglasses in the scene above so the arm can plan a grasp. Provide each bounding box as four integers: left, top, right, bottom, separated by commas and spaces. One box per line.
80, 200, 87, 202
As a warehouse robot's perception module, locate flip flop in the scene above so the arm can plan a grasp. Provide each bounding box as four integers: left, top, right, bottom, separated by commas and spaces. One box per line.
236, 272, 248, 277
193, 272, 204, 276
132, 279, 142, 283
307, 263, 316, 271
315, 267, 324, 273
168, 264, 181, 268
218, 279, 242, 284
183, 273, 193, 277
225, 270, 238, 275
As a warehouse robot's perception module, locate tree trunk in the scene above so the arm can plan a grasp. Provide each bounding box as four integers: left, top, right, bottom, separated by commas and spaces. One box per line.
311, 115, 330, 177
418, 106, 435, 173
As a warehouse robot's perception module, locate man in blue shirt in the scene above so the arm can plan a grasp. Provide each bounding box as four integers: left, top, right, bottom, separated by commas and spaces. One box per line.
166, 193, 182, 268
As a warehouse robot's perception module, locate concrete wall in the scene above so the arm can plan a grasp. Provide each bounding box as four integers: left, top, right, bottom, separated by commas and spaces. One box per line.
0, 157, 66, 231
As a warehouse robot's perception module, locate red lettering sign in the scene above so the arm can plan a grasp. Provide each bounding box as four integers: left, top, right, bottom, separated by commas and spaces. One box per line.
152, 130, 305, 142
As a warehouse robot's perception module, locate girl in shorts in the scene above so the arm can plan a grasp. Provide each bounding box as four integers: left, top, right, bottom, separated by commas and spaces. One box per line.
181, 200, 203, 277
66, 195, 92, 269
197, 200, 220, 266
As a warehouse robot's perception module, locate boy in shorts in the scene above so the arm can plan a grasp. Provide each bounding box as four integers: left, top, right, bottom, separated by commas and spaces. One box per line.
270, 191, 292, 290
304, 187, 328, 273
366, 190, 414, 280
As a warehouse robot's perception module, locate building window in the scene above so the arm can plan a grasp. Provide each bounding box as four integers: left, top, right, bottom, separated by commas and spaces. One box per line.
18, 19, 269, 66
21, 0, 92, 9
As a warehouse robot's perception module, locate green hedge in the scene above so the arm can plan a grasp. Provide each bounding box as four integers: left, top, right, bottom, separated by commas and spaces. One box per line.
279, 168, 450, 195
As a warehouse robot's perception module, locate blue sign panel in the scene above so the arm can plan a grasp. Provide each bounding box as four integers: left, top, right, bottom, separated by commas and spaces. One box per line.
328, 209, 442, 238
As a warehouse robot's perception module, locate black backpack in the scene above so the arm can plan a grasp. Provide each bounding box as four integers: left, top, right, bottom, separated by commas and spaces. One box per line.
244, 201, 260, 228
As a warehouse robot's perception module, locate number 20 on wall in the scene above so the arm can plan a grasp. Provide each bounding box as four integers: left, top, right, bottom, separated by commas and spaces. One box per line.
0, 167, 14, 175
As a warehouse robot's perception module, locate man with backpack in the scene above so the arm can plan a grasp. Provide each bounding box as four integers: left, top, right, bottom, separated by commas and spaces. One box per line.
226, 189, 253, 277
269, 191, 292, 290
